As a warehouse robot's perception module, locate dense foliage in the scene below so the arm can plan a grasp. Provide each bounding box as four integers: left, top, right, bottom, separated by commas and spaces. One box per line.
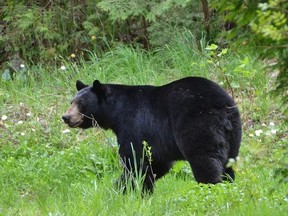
0, 0, 108, 65
212, 0, 288, 115
0, 0, 206, 66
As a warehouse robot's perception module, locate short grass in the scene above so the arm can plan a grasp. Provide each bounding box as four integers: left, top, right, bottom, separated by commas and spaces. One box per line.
0, 33, 287, 215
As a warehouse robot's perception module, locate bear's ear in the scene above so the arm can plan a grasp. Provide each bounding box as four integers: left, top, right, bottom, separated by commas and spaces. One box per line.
92, 80, 110, 99
93, 80, 102, 91
76, 80, 88, 91
93, 80, 104, 95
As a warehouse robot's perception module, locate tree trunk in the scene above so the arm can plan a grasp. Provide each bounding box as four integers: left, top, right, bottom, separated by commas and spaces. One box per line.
200, 0, 210, 37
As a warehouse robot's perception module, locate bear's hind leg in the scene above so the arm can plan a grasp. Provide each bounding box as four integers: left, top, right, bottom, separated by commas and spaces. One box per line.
187, 156, 224, 184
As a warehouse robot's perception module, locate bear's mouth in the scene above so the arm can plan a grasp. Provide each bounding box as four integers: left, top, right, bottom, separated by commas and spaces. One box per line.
68, 120, 83, 128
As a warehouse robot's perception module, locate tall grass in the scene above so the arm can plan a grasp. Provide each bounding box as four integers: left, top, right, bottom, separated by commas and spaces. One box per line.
0, 32, 287, 215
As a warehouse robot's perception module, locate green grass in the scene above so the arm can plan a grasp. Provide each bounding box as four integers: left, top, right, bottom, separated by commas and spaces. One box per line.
0, 34, 287, 215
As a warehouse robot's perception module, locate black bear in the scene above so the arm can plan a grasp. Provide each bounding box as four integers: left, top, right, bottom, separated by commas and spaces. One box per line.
62, 77, 242, 192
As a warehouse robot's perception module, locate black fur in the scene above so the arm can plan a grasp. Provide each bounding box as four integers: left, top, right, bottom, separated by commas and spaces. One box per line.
65, 77, 242, 192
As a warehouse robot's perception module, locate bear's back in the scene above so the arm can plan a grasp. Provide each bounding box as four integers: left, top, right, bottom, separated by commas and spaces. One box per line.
154, 77, 236, 110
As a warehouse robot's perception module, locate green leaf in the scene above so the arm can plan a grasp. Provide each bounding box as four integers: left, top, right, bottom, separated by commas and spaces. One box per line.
217, 48, 228, 57
205, 44, 218, 51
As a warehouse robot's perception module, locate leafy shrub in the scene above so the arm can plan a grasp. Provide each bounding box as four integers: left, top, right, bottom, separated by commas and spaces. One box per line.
0, 0, 109, 65
211, 0, 288, 116
98, 0, 205, 48
0, 0, 209, 67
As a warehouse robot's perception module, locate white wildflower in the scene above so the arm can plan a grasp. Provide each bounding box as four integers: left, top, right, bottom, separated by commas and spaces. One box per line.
26, 112, 32, 117
1, 115, 7, 121
271, 129, 277, 135
255, 129, 263, 136
17, 121, 24, 125
60, 65, 66, 70
20, 64, 25, 68
62, 129, 71, 134
269, 122, 275, 126
20, 132, 25, 136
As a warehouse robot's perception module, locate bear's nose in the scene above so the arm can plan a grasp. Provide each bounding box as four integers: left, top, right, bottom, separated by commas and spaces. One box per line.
62, 115, 70, 123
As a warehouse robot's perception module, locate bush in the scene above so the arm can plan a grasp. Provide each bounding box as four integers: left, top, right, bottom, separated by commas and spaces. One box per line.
0, 0, 209, 67
0, 0, 110, 65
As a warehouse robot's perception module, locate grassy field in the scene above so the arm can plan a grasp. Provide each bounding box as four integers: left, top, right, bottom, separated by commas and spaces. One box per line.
0, 33, 287, 215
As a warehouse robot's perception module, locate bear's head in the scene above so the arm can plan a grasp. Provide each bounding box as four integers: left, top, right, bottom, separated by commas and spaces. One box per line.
62, 80, 109, 129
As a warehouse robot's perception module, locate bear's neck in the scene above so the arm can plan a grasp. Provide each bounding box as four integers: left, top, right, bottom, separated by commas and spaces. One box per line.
103, 93, 150, 134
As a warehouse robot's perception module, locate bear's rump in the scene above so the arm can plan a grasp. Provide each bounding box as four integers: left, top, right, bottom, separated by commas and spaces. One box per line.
172, 109, 235, 161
